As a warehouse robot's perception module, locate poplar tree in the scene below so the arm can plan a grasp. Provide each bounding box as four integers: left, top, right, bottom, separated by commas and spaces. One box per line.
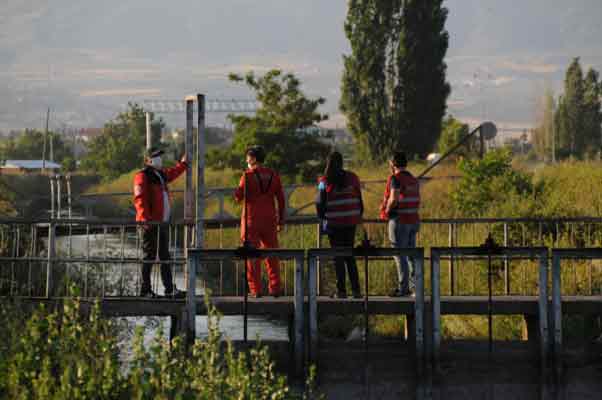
341, 0, 450, 162
559, 58, 585, 156
583, 68, 602, 156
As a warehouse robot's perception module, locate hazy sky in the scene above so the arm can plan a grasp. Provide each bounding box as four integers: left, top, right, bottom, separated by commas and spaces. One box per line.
1, 0, 602, 131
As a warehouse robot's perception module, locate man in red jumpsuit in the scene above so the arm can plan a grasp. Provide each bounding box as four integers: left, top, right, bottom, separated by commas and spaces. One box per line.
234, 146, 286, 297
133, 147, 188, 298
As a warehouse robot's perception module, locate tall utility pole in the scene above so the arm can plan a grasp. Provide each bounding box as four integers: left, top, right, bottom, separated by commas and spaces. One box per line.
42, 107, 50, 173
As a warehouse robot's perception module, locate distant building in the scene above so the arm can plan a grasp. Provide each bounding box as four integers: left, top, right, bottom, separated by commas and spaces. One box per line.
1, 160, 62, 174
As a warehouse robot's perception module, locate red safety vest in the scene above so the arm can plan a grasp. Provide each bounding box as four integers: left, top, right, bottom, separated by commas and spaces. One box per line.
379, 171, 420, 224
319, 171, 362, 225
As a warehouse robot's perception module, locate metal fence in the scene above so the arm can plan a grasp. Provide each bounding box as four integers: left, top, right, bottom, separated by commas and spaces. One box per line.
3, 217, 602, 299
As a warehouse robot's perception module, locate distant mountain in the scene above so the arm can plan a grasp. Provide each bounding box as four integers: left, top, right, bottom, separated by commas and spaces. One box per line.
1, 0, 601, 132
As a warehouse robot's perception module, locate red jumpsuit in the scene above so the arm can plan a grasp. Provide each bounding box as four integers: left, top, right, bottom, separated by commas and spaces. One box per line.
234, 166, 285, 295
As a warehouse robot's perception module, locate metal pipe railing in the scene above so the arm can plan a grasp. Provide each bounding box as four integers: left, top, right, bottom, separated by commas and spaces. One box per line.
187, 248, 305, 375
551, 248, 602, 383
307, 247, 425, 377
430, 247, 549, 374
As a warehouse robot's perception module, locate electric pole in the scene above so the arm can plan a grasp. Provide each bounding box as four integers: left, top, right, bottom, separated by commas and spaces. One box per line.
42, 107, 50, 173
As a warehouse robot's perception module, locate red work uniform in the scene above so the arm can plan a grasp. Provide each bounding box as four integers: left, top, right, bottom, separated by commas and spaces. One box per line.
133, 161, 188, 223
234, 166, 285, 295
133, 161, 188, 296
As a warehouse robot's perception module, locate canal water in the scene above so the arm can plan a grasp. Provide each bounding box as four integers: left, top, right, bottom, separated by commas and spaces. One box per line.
54, 233, 289, 341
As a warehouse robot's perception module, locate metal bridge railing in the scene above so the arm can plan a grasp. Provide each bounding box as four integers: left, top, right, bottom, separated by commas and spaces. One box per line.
306, 247, 425, 376
187, 248, 306, 374
430, 247, 549, 373
551, 248, 602, 381
0, 220, 193, 298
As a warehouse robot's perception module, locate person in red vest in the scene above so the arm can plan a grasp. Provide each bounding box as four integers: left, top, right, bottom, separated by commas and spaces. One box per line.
380, 151, 420, 297
234, 146, 285, 297
316, 151, 363, 299
133, 147, 188, 298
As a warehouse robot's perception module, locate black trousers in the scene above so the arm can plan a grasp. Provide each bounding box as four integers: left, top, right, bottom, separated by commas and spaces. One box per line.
327, 225, 360, 294
141, 225, 174, 294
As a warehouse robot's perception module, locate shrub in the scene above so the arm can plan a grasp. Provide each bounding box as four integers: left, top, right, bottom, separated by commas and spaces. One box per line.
0, 293, 319, 399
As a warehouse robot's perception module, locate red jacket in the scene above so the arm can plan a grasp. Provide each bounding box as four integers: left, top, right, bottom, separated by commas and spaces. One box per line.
317, 172, 362, 226
379, 171, 420, 224
234, 166, 285, 228
133, 161, 188, 222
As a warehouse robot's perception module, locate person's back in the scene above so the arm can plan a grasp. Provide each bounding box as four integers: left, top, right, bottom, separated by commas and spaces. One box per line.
237, 165, 284, 225
391, 170, 420, 225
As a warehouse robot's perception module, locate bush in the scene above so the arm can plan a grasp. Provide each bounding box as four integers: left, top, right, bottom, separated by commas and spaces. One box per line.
452, 149, 538, 217
0, 293, 319, 399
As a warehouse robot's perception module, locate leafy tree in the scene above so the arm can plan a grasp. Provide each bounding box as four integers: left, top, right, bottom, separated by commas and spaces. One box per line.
80, 103, 164, 181
553, 58, 602, 159
341, 0, 450, 163
0, 129, 71, 164
211, 70, 331, 182
563, 58, 585, 155
583, 68, 602, 157
532, 88, 556, 161
452, 149, 535, 216
437, 115, 473, 157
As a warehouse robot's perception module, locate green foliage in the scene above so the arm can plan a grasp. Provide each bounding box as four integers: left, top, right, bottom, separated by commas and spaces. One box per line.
209, 70, 331, 182
437, 115, 473, 157
80, 103, 164, 181
452, 149, 537, 217
0, 129, 72, 164
532, 88, 556, 161
554, 58, 602, 159
341, 0, 451, 162
0, 294, 320, 399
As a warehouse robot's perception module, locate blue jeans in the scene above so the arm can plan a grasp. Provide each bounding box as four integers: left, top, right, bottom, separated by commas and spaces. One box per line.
388, 220, 419, 292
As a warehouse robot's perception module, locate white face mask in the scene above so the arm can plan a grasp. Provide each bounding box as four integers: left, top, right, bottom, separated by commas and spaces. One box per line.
149, 156, 162, 168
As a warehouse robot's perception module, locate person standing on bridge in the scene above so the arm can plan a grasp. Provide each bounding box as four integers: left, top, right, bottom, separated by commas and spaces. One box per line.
133, 147, 188, 298
380, 151, 420, 297
234, 145, 285, 298
316, 151, 363, 299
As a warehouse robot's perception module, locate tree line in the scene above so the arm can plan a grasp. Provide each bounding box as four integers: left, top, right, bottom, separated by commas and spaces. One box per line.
1, 0, 453, 181
532, 57, 602, 161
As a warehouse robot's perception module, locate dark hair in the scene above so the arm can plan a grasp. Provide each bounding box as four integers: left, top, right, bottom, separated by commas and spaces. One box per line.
390, 151, 407, 168
246, 145, 266, 163
324, 151, 345, 188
